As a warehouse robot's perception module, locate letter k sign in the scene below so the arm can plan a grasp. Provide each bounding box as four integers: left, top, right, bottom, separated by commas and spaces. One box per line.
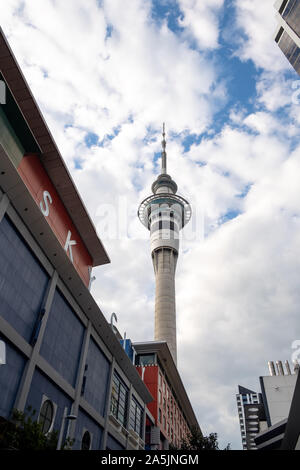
64, 230, 77, 263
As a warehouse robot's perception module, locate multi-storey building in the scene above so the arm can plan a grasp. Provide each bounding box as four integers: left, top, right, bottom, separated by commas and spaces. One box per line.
255, 361, 300, 450
237, 360, 298, 450
0, 27, 153, 450
133, 341, 199, 450
260, 360, 298, 427
274, 0, 300, 74
236, 386, 266, 450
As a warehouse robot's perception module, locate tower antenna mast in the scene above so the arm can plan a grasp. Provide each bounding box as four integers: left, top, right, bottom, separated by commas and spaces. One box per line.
161, 123, 167, 174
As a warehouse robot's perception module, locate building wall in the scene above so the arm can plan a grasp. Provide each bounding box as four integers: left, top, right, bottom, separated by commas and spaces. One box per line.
136, 363, 189, 448
0, 214, 49, 343
39, 289, 85, 387
73, 408, 103, 450
0, 334, 26, 419
25, 368, 72, 439
0, 189, 147, 450
261, 374, 297, 426
83, 337, 110, 417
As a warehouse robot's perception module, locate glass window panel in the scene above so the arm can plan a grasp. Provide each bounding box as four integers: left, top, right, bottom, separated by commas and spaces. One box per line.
283, 0, 300, 37
110, 372, 128, 427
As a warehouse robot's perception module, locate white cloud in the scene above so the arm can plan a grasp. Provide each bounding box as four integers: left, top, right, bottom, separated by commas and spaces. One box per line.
2, 0, 300, 450
233, 0, 290, 72
178, 0, 224, 49
256, 72, 296, 111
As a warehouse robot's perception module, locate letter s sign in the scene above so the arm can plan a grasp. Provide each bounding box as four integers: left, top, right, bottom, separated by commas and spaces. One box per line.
40, 191, 53, 217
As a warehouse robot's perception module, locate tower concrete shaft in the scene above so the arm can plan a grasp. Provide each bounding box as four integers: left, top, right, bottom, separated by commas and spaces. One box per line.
138, 125, 191, 365
152, 247, 178, 364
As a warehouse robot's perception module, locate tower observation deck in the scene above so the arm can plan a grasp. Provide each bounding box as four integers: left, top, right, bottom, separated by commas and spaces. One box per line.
138, 125, 191, 365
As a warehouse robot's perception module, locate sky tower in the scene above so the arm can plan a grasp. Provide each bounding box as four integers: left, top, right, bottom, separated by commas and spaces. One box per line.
138, 125, 191, 365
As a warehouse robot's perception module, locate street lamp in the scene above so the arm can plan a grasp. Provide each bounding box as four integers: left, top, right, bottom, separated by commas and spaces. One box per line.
56, 407, 77, 450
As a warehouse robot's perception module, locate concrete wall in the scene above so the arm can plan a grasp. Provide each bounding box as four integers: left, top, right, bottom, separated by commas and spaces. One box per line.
261, 374, 297, 426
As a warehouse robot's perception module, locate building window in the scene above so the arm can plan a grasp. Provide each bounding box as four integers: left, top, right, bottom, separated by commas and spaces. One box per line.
39, 399, 54, 434
282, 0, 300, 35
129, 397, 143, 437
81, 431, 91, 450
110, 372, 128, 427
278, 30, 300, 75
136, 354, 155, 366
158, 408, 162, 423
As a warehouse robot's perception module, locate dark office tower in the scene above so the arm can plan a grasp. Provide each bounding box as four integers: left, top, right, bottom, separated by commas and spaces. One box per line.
274, 0, 300, 75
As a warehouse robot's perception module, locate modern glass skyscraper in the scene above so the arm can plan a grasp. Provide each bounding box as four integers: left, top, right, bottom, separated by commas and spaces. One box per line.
274, 0, 300, 75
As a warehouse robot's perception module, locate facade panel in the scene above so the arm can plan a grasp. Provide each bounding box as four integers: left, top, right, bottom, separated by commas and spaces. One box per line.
0, 215, 49, 343
0, 335, 26, 419
25, 368, 72, 437
83, 337, 110, 417
106, 433, 125, 450
73, 408, 103, 450
40, 289, 85, 387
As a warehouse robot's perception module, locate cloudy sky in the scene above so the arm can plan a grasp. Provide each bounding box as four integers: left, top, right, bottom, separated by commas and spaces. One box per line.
2, 0, 300, 450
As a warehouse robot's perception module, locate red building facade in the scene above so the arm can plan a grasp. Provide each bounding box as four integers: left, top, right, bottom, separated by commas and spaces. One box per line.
134, 342, 199, 450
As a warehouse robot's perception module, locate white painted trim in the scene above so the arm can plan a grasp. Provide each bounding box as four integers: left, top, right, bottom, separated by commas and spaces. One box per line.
38, 394, 58, 435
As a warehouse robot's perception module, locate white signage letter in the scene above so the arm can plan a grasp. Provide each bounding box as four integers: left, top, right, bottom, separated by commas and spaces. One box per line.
40, 191, 53, 217
0, 340, 6, 365
64, 230, 77, 263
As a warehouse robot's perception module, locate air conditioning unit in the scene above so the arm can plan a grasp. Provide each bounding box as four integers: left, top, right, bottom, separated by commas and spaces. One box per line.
150, 426, 160, 445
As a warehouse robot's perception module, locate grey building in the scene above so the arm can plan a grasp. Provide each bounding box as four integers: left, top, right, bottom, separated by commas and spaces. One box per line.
236, 386, 266, 450
255, 364, 300, 450
274, 0, 300, 74
0, 27, 152, 450
260, 360, 297, 427
237, 360, 298, 451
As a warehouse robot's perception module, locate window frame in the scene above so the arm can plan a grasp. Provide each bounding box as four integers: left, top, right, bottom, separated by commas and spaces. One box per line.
38, 396, 57, 435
